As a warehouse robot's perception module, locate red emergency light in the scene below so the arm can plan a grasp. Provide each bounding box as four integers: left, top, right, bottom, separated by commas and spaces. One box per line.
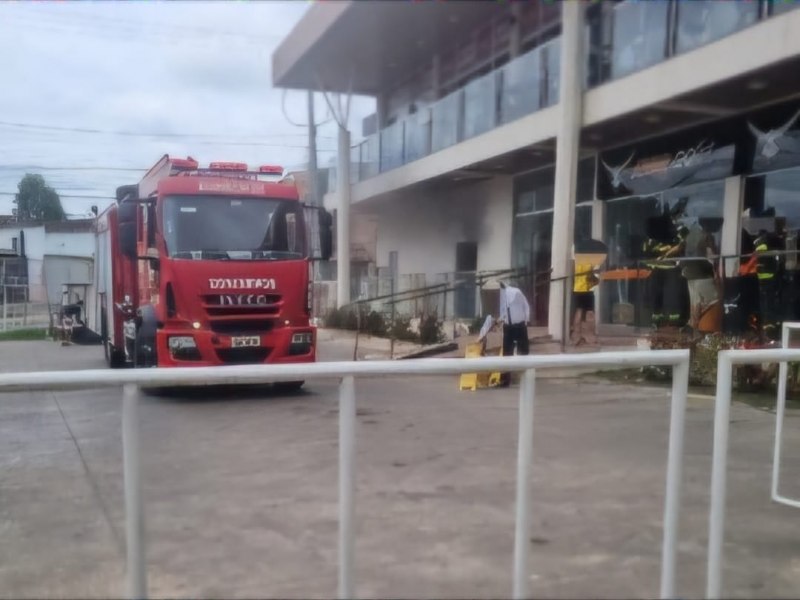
209, 161, 248, 171
172, 157, 199, 170
259, 165, 283, 174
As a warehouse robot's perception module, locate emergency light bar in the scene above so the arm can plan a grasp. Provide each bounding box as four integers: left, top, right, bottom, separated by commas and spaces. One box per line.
259, 165, 283, 174
209, 162, 248, 171
171, 157, 199, 170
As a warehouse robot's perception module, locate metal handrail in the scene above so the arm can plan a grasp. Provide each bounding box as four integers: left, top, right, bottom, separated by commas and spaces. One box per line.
0, 350, 690, 600
708, 346, 800, 599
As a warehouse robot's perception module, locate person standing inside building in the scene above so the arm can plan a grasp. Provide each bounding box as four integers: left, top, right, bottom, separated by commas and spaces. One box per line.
572, 261, 599, 345
498, 280, 530, 387
643, 217, 689, 328
754, 229, 782, 340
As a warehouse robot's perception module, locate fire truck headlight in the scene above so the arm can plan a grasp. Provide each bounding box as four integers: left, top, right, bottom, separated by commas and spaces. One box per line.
168, 336, 201, 361
289, 332, 313, 355
291, 332, 313, 344
192, 321, 202, 330
168, 336, 197, 350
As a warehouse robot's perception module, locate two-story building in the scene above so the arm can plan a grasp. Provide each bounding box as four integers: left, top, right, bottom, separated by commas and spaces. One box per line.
273, 0, 800, 340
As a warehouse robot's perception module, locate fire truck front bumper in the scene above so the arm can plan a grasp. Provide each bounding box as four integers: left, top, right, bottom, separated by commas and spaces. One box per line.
155, 327, 316, 367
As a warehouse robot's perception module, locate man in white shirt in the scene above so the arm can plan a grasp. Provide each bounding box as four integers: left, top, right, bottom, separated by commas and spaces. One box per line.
498, 281, 531, 386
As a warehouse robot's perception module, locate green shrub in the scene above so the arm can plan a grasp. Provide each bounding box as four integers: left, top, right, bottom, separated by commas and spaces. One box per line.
419, 314, 445, 345
389, 315, 417, 342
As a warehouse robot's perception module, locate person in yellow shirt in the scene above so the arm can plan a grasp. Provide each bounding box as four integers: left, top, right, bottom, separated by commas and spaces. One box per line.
572, 261, 599, 345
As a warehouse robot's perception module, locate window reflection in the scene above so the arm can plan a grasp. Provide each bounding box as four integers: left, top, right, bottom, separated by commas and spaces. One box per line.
611, 0, 669, 79
676, 0, 759, 54
601, 181, 724, 327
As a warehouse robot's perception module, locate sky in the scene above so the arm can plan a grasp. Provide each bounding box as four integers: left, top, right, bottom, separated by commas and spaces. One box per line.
0, 1, 374, 217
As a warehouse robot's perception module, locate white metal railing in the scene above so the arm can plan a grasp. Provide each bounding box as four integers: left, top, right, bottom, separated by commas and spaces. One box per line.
0, 350, 691, 600
774, 322, 800, 511
707, 342, 800, 599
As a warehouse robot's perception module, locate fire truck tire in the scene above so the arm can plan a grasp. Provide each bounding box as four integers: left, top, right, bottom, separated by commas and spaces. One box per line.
101, 309, 127, 369
107, 343, 127, 369
274, 381, 305, 392
134, 305, 158, 368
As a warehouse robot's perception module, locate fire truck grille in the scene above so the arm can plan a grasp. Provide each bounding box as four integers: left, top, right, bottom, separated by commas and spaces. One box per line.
209, 319, 275, 335
215, 347, 271, 364
202, 294, 281, 317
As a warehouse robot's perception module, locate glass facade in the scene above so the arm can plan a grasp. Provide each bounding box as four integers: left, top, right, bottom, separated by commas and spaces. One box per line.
601, 181, 724, 327
403, 109, 431, 164
379, 120, 405, 172
462, 71, 498, 139
431, 90, 463, 153
610, 0, 669, 80
499, 47, 542, 125
675, 0, 759, 54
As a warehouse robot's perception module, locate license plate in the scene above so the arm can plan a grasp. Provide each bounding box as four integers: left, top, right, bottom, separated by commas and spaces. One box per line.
231, 336, 260, 348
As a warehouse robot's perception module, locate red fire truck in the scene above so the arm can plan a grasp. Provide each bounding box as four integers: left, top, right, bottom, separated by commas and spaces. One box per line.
92, 155, 331, 387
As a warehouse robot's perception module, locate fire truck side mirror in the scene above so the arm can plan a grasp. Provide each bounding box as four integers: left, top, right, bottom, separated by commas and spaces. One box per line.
117, 202, 138, 259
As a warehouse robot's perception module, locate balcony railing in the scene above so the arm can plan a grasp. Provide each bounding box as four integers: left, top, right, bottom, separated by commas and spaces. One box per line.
344, 36, 563, 185
327, 0, 795, 191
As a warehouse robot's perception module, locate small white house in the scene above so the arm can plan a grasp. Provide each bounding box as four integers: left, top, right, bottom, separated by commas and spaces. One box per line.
0, 219, 94, 305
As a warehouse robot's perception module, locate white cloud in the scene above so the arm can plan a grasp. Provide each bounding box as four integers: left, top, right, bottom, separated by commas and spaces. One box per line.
0, 1, 374, 216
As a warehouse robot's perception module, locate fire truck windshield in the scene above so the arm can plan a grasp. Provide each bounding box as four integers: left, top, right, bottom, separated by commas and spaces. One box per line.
163, 195, 305, 260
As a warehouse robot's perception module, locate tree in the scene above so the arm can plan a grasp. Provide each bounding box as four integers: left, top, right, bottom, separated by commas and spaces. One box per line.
14, 174, 66, 222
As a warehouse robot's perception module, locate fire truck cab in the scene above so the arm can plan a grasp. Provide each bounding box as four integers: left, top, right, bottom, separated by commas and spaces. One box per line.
93, 155, 331, 383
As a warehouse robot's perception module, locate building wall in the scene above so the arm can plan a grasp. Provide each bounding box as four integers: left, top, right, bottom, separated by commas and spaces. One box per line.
374, 175, 513, 278
44, 231, 94, 258
0, 225, 94, 303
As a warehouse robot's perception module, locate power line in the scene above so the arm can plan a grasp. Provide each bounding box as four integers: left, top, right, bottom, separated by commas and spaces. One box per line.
0, 11, 280, 44
0, 191, 114, 200
0, 120, 337, 141
0, 166, 146, 173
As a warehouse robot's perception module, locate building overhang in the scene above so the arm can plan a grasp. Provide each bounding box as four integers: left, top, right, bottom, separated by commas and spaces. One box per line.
272, 1, 502, 95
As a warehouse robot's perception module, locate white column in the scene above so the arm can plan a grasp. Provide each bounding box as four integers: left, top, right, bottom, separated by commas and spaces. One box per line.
591, 197, 606, 333
721, 176, 744, 277
337, 125, 352, 308
547, 0, 585, 340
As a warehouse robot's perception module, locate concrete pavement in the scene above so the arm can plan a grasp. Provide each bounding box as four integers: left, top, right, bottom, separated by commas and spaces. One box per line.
0, 340, 799, 598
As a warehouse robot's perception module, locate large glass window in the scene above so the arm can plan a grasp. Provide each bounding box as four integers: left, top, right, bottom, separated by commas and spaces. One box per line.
676, 0, 759, 54
610, 0, 669, 79
379, 120, 405, 172
462, 71, 498, 139
431, 90, 463, 152
403, 109, 431, 164
600, 181, 724, 327
747, 168, 800, 231
163, 196, 305, 260
499, 47, 542, 124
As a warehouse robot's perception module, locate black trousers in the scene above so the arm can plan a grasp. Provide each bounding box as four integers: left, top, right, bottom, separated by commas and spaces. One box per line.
501, 322, 529, 386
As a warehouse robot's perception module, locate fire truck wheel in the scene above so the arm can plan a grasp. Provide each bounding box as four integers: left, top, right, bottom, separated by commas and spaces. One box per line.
106, 342, 126, 369
274, 381, 305, 393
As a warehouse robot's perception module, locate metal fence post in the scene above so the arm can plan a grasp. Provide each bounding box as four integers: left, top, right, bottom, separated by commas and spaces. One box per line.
772, 325, 790, 500
706, 353, 733, 600
338, 375, 356, 599
660, 359, 689, 599
512, 368, 536, 600
122, 383, 147, 600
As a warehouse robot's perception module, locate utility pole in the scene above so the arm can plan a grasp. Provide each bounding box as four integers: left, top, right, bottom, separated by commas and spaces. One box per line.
307, 91, 320, 209
307, 91, 321, 282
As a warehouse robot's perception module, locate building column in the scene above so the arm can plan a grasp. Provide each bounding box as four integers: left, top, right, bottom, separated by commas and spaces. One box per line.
592, 196, 608, 324
547, 0, 585, 340
721, 176, 744, 277
337, 125, 352, 308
